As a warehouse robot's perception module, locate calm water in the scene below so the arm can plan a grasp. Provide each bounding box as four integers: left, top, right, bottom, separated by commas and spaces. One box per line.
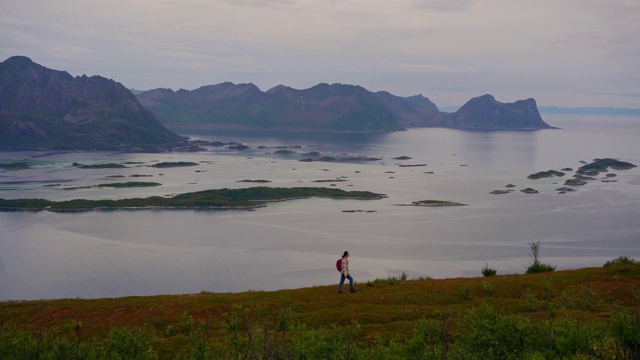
1, 114, 639, 300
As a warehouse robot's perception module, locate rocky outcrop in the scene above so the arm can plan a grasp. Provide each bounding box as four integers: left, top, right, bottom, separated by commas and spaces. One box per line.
0, 56, 183, 151
440, 94, 553, 130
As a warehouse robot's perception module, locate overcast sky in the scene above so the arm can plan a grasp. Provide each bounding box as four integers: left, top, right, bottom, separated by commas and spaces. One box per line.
1, 0, 639, 108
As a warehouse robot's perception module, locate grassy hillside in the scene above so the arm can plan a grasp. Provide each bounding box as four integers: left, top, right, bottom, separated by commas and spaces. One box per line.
1, 260, 639, 359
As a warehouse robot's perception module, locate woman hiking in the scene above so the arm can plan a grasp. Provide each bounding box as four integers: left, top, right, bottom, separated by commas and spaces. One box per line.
338, 250, 357, 293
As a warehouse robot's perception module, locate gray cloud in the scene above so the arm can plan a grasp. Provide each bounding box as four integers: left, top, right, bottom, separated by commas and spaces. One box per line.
1, 0, 639, 107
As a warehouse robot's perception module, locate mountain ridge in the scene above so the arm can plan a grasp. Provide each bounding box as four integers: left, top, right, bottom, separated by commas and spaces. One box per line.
0, 56, 554, 152
0, 56, 183, 151
138, 83, 553, 132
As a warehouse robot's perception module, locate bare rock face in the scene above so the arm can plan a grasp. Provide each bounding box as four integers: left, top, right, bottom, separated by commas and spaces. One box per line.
0, 56, 182, 151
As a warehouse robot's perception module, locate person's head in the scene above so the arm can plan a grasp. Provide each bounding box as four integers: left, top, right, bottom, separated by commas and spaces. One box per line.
342, 251, 349, 258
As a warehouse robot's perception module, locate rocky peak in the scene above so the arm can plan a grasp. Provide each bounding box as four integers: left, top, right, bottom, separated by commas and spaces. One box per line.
0, 56, 182, 150
444, 94, 553, 129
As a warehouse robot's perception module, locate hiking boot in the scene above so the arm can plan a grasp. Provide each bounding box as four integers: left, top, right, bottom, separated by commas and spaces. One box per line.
351, 288, 358, 293
338, 290, 342, 294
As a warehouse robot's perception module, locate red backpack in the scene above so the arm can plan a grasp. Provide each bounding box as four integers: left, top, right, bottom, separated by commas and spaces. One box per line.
336, 258, 343, 272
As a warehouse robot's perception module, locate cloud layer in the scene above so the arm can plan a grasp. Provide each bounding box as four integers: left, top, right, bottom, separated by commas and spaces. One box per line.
1, 0, 639, 107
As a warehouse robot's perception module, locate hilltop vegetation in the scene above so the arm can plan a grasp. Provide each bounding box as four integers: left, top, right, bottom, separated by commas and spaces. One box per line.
1, 261, 638, 359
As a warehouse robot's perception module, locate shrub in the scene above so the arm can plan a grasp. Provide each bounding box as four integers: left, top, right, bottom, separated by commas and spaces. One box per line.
527, 262, 556, 274
604, 256, 639, 267
459, 284, 472, 300
526, 241, 556, 274
460, 303, 538, 359
405, 313, 453, 360
524, 291, 539, 312
367, 275, 403, 287
559, 285, 601, 310
481, 263, 497, 277
108, 327, 157, 359
481, 281, 494, 295
610, 310, 640, 359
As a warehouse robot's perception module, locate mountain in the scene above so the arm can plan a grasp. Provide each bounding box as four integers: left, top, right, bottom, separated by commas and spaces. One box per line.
138, 83, 552, 132
138, 83, 406, 132
373, 91, 440, 127
0, 56, 183, 151
440, 94, 553, 129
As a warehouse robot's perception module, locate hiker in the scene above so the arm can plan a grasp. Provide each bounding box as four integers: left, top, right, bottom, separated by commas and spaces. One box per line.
338, 250, 357, 293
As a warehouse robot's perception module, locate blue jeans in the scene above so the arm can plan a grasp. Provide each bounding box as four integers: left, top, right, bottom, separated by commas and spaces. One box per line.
338, 274, 354, 292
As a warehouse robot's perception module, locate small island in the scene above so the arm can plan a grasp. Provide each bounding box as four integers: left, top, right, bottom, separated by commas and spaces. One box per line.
490, 189, 513, 194
237, 179, 271, 183
0, 187, 385, 212
564, 178, 587, 186
577, 158, 637, 175
62, 182, 162, 190
556, 187, 576, 193
273, 149, 296, 155
399, 200, 467, 207
520, 188, 539, 194
151, 161, 199, 168
73, 162, 128, 169
98, 182, 162, 188
527, 170, 565, 180
0, 162, 31, 170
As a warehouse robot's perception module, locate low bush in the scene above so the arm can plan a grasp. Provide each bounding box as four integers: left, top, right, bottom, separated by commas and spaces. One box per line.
367, 273, 406, 287
604, 256, 639, 267
526, 241, 556, 274
481, 263, 497, 277
526, 262, 556, 274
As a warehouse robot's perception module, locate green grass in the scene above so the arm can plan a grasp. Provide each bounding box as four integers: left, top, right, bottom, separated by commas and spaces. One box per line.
1, 264, 639, 358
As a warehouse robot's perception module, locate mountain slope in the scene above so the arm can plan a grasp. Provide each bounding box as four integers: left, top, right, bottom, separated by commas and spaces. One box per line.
0, 56, 183, 150
374, 91, 440, 127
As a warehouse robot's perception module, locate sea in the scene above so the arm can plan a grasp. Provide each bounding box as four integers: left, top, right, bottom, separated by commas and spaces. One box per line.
1, 114, 639, 301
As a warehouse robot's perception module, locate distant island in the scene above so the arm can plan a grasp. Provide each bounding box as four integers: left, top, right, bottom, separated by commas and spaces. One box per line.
60, 182, 162, 190
0, 162, 31, 170
73, 162, 128, 169
527, 170, 566, 179
150, 161, 199, 168
577, 158, 636, 174
0, 187, 385, 212
517, 158, 637, 193
138, 83, 554, 132
398, 200, 467, 207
